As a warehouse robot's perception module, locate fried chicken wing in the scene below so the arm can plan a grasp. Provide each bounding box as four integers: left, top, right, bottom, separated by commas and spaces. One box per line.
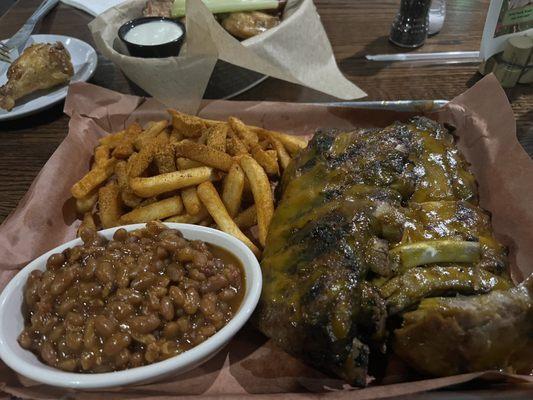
0, 42, 74, 111
221, 11, 280, 40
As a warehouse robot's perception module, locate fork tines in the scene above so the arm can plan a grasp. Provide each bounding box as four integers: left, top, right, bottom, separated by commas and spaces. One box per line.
0, 42, 11, 63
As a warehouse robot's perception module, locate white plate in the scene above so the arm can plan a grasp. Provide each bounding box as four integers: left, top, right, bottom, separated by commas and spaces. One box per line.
0, 34, 97, 121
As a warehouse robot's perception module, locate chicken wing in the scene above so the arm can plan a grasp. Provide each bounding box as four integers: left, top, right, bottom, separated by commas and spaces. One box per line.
0, 42, 74, 111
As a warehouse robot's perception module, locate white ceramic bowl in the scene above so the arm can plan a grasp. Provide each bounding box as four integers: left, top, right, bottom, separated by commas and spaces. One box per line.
0, 223, 262, 389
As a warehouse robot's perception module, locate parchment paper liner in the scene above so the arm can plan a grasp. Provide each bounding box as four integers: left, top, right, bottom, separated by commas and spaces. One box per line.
88, 0, 366, 114
1, 75, 532, 398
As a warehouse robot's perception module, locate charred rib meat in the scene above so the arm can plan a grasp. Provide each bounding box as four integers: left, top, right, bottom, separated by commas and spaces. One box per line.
256, 117, 524, 385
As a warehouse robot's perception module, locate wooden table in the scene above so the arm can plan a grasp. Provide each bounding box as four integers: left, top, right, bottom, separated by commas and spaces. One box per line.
0, 1, 532, 398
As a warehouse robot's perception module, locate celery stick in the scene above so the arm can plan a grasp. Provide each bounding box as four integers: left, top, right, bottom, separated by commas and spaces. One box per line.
172, 0, 279, 17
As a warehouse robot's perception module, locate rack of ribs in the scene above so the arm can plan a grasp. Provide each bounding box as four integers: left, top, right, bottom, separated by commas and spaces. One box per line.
256, 117, 531, 385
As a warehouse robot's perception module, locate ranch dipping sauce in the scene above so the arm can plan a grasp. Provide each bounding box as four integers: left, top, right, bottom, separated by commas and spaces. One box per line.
124, 20, 184, 46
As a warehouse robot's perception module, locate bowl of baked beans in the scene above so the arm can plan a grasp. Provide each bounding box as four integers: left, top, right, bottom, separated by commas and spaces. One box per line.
0, 221, 262, 389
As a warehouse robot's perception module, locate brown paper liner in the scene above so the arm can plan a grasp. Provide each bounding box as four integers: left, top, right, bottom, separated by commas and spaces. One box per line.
0, 75, 532, 398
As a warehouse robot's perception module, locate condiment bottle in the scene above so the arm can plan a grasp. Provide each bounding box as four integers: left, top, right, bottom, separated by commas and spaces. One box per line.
518, 31, 533, 84
493, 36, 533, 88
389, 0, 432, 48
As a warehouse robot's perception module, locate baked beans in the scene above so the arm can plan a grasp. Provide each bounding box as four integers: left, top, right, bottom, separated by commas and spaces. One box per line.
18, 222, 244, 373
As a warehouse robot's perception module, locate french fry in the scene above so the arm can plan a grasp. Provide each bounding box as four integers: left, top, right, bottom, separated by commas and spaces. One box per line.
228, 117, 259, 148
128, 145, 154, 178
165, 208, 209, 224
270, 136, 291, 170
174, 141, 233, 172
168, 110, 208, 138
253, 127, 308, 155
266, 149, 277, 160
140, 197, 159, 207
130, 167, 214, 197
176, 157, 203, 170
98, 182, 122, 228
154, 145, 176, 174
78, 212, 97, 236
251, 145, 279, 176
71, 158, 117, 199
181, 187, 203, 215
112, 122, 143, 159
115, 161, 142, 208
222, 163, 245, 217
120, 196, 183, 224
169, 128, 184, 144
206, 123, 227, 152
239, 155, 274, 247
94, 145, 110, 167
75, 190, 99, 214
128, 133, 168, 178
197, 181, 260, 256
226, 134, 249, 156
134, 120, 168, 150
99, 130, 125, 148
234, 205, 257, 229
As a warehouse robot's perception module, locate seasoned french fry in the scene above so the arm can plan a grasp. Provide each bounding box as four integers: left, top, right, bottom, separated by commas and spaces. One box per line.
71, 158, 117, 199
270, 136, 291, 170
259, 139, 270, 149
251, 145, 279, 176
169, 128, 184, 144
99, 130, 125, 148
115, 161, 142, 208
228, 117, 259, 148
174, 141, 233, 172
78, 212, 97, 236
266, 149, 277, 159
197, 181, 260, 256
168, 110, 208, 138
176, 157, 203, 170
112, 122, 143, 159
120, 196, 183, 224
134, 120, 168, 150
128, 133, 168, 178
253, 127, 308, 155
154, 145, 176, 174
130, 167, 214, 197
181, 187, 203, 215
226, 134, 249, 156
128, 145, 154, 178
165, 208, 209, 224
140, 197, 159, 207
75, 190, 99, 214
239, 155, 274, 247
75, 194, 97, 216
94, 145, 110, 167
98, 182, 122, 229
222, 163, 245, 217
234, 205, 257, 229
206, 123, 227, 152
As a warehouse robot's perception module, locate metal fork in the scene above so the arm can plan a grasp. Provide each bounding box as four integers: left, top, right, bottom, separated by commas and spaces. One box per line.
0, 0, 60, 65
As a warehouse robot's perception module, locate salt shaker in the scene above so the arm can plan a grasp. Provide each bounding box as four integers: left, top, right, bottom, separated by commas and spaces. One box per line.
389, 0, 432, 48
428, 0, 446, 36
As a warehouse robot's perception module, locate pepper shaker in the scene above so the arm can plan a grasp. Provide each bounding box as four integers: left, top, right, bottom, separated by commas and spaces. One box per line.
389, 0, 432, 48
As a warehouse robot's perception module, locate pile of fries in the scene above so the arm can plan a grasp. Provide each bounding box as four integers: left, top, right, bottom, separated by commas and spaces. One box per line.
70, 110, 308, 256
